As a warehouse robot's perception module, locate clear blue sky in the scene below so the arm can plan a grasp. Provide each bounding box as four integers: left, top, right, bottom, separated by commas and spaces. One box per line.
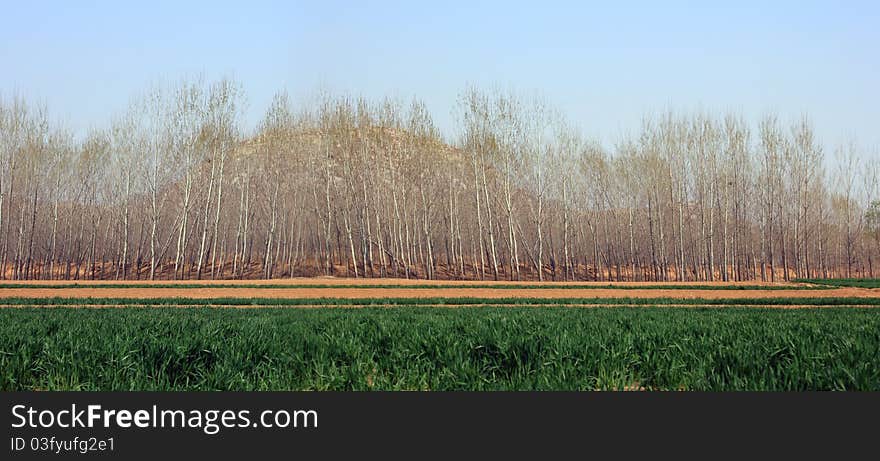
2, 0, 878, 157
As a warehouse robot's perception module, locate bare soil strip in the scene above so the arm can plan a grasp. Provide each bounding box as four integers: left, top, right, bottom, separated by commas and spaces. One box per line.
0, 286, 874, 300
0, 278, 873, 307
3, 303, 876, 310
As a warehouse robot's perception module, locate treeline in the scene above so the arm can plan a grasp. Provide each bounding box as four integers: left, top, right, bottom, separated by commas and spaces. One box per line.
1, 78, 878, 281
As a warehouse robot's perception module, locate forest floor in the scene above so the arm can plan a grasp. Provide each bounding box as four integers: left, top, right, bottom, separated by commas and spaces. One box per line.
0, 276, 807, 286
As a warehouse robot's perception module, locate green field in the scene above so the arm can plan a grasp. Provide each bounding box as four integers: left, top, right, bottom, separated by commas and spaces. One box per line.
2, 306, 878, 391
795, 278, 880, 288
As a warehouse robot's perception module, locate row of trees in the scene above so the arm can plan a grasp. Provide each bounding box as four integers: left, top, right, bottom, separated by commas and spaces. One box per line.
0, 79, 877, 281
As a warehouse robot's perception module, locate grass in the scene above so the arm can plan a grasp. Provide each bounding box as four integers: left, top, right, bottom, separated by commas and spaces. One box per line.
795, 278, 880, 288
0, 282, 830, 290
1, 306, 878, 391
0, 296, 878, 306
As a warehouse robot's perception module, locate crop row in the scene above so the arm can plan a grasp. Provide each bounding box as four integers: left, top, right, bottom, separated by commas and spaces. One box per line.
794, 278, 880, 288
0, 296, 878, 306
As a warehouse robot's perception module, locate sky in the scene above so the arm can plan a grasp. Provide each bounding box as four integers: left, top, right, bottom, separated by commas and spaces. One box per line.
1, 0, 878, 162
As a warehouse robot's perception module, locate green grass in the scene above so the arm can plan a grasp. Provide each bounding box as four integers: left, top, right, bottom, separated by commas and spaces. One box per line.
1, 306, 878, 391
795, 278, 880, 288
0, 296, 877, 306
0, 282, 829, 290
